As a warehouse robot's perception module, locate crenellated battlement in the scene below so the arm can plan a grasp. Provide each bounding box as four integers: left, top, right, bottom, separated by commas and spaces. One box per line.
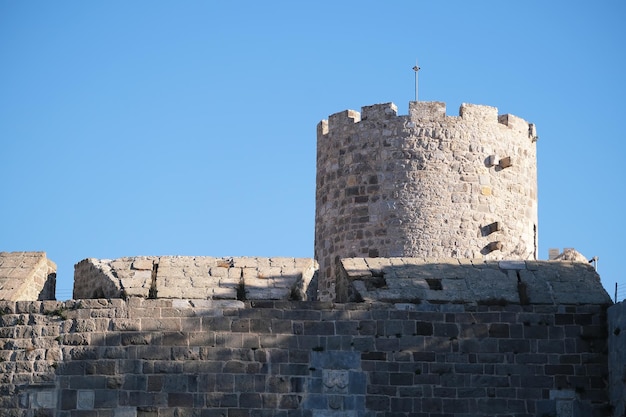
319, 101, 534, 139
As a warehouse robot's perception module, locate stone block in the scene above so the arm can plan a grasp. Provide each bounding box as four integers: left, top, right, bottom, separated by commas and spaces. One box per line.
28, 390, 58, 409
77, 390, 94, 409
0, 252, 56, 301
114, 409, 137, 417
311, 351, 360, 370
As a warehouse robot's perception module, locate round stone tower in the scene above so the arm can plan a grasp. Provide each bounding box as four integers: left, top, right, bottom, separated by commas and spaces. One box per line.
314, 101, 538, 301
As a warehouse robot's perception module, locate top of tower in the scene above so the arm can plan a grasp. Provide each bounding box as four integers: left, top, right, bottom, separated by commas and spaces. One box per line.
318, 101, 537, 141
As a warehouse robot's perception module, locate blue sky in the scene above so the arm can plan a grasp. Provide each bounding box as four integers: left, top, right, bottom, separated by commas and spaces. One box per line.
1, 1, 624, 301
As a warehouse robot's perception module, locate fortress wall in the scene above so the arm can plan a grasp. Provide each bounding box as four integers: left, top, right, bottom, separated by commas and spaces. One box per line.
315, 102, 538, 301
0, 299, 611, 417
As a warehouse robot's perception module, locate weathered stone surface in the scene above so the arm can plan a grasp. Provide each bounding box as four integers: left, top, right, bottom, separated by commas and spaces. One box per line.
0, 298, 613, 416
74, 256, 318, 301
338, 257, 611, 305
315, 101, 539, 301
0, 252, 56, 301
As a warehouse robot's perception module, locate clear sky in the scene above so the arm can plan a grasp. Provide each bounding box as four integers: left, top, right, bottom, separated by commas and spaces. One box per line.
1, 1, 624, 301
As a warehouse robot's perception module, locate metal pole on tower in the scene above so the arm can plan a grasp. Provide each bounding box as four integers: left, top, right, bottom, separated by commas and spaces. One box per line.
412, 60, 421, 101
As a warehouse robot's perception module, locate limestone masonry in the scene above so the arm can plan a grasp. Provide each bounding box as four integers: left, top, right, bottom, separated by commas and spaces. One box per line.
0, 100, 623, 417
0, 251, 56, 301
315, 102, 538, 301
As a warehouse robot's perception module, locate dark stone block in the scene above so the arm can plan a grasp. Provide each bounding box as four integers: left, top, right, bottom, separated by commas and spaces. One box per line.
279, 395, 301, 409
366, 395, 389, 411
335, 321, 358, 335
249, 318, 271, 333
477, 398, 508, 414
69, 376, 107, 390
520, 375, 553, 388
537, 339, 565, 354
231, 319, 250, 333
310, 351, 360, 369
370, 372, 389, 385
524, 325, 549, 339
442, 398, 470, 413
228, 409, 250, 417
240, 393, 262, 408
581, 325, 608, 339
135, 345, 170, 360
302, 393, 327, 409
201, 409, 228, 417
361, 351, 386, 361
420, 397, 442, 413
390, 372, 414, 386
348, 371, 366, 395
545, 364, 574, 375
495, 363, 533, 376
375, 338, 399, 351
284, 310, 321, 321
574, 314, 593, 325
57, 361, 86, 376
454, 363, 483, 374
535, 399, 556, 416
415, 321, 433, 336
499, 339, 530, 354
555, 313, 574, 325
471, 375, 510, 387
268, 376, 291, 393
222, 360, 246, 373
390, 397, 413, 412
351, 337, 375, 351
120, 332, 152, 346
368, 384, 395, 396
162, 331, 188, 346
215, 374, 235, 392
270, 319, 292, 334
357, 320, 377, 335
488, 323, 509, 338
60, 390, 76, 410
433, 387, 457, 398
122, 375, 147, 391
94, 389, 118, 408
147, 375, 163, 392
434, 323, 458, 338
412, 351, 435, 362
168, 393, 193, 408
202, 317, 232, 331
280, 363, 309, 376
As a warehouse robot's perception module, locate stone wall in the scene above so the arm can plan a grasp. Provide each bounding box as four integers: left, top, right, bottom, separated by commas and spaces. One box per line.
0, 298, 612, 417
74, 257, 317, 301
0, 252, 56, 301
607, 301, 626, 417
336, 258, 610, 305
315, 102, 538, 301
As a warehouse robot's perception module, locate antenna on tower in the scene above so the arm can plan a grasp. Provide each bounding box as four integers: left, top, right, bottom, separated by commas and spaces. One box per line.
412, 60, 421, 101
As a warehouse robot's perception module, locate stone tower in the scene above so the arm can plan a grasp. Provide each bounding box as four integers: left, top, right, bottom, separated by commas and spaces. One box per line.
314, 101, 538, 300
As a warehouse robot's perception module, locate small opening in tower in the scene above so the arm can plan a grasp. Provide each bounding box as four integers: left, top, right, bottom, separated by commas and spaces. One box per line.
425, 278, 443, 291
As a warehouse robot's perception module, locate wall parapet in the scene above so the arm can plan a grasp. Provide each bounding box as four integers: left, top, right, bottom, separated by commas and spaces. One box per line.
73, 256, 318, 301
337, 257, 612, 305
